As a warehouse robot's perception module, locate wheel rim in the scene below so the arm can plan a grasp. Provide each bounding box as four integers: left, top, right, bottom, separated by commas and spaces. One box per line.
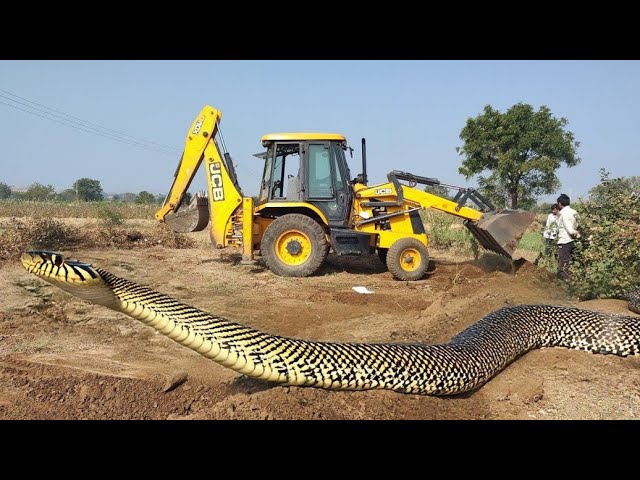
275, 230, 312, 266
399, 247, 422, 272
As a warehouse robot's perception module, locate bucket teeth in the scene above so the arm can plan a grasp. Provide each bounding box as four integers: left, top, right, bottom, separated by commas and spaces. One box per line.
165, 193, 209, 233
464, 210, 535, 259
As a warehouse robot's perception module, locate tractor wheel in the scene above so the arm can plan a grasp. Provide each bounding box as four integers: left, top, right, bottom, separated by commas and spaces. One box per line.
386, 238, 429, 281
261, 214, 329, 277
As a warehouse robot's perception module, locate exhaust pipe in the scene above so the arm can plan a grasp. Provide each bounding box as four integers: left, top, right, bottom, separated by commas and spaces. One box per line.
361, 138, 368, 185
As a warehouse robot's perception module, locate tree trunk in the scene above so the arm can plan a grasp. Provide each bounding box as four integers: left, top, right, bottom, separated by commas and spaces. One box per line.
510, 190, 518, 209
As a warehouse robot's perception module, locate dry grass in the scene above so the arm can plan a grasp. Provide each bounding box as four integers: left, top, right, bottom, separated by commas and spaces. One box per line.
0, 217, 80, 261
0, 218, 194, 263
0, 200, 156, 219
80, 222, 195, 249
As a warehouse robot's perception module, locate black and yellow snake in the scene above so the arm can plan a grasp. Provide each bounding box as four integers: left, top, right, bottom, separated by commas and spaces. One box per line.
21, 251, 640, 396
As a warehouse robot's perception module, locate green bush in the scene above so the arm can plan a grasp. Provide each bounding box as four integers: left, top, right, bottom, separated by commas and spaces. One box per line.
416, 209, 480, 257
421, 210, 457, 248
97, 205, 124, 227
569, 170, 640, 300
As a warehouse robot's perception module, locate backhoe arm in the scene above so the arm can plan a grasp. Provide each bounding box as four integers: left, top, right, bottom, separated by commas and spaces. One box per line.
155, 106, 222, 224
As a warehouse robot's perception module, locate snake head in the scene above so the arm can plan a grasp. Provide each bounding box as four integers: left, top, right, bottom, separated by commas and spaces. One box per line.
21, 251, 99, 284
21, 251, 118, 308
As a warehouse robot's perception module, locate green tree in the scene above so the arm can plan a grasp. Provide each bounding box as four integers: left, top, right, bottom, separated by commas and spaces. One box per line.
22, 183, 56, 201
0, 182, 11, 199
136, 191, 157, 204
533, 201, 557, 214
516, 196, 537, 211
457, 103, 580, 209
72, 178, 104, 202
56, 188, 77, 202
112, 192, 138, 203
475, 174, 538, 209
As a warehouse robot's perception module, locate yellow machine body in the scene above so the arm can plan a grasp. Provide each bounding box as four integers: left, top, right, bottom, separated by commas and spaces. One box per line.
156, 106, 534, 279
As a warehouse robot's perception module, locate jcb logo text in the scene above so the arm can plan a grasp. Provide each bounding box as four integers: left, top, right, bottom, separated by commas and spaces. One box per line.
209, 162, 225, 201
192, 116, 205, 135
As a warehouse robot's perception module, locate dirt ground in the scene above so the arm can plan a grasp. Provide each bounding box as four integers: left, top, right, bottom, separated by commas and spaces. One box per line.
1, 224, 639, 420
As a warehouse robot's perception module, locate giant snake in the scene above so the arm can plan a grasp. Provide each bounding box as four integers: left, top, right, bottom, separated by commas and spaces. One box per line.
21, 251, 640, 396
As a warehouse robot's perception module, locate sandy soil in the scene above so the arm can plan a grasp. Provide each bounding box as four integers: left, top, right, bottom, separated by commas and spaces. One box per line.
1, 230, 639, 420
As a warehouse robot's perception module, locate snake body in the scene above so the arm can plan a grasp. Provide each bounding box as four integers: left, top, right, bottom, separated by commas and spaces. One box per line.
21, 251, 640, 396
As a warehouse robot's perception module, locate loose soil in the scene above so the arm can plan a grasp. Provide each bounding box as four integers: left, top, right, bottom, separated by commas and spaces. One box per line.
1, 225, 638, 420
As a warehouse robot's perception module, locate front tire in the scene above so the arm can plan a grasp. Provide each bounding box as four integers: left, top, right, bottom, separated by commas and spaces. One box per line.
386, 238, 429, 281
261, 214, 328, 277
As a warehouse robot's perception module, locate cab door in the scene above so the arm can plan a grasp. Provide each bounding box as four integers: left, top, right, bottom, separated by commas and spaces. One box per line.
304, 142, 352, 227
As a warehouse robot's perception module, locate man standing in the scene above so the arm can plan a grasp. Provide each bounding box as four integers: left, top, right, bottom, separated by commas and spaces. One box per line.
542, 204, 560, 256
556, 194, 580, 280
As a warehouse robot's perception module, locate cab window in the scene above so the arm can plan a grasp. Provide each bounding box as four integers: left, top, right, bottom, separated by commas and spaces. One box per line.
308, 144, 332, 198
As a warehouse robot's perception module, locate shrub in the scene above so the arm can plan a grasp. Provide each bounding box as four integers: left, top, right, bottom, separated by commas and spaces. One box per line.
0, 200, 156, 219
0, 217, 194, 264
97, 205, 124, 227
0, 218, 78, 262
81, 224, 194, 249
420, 209, 477, 251
146, 223, 195, 249
421, 209, 459, 249
569, 170, 640, 300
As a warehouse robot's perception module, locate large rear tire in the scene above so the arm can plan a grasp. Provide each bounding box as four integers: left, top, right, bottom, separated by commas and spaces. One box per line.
261, 214, 329, 277
386, 238, 429, 281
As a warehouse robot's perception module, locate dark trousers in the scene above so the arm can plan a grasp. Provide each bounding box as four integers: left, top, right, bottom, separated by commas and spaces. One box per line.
558, 241, 575, 280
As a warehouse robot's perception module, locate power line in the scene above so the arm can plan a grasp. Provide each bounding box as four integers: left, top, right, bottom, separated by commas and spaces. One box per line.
0, 90, 182, 156
0, 89, 265, 188
0, 100, 179, 157
0, 89, 181, 153
0, 93, 179, 155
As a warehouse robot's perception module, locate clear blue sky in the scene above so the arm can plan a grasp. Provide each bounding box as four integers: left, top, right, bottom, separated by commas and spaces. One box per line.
1, 60, 638, 202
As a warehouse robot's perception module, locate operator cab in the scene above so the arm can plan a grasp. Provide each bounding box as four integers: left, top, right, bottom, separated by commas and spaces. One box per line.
257, 133, 353, 227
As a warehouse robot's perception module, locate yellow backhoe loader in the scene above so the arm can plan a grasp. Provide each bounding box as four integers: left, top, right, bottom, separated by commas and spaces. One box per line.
155, 106, 535, 281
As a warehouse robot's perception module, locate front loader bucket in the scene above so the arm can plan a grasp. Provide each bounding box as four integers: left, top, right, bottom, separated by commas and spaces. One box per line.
464, 209, 535, 259
165, 194, 209, 233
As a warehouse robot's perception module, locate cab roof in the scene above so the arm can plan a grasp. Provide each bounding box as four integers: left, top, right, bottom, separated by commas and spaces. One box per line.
261, 133, 346, 144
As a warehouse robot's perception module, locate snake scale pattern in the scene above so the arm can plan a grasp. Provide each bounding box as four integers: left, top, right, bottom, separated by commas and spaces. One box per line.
21, 251, 640, 396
